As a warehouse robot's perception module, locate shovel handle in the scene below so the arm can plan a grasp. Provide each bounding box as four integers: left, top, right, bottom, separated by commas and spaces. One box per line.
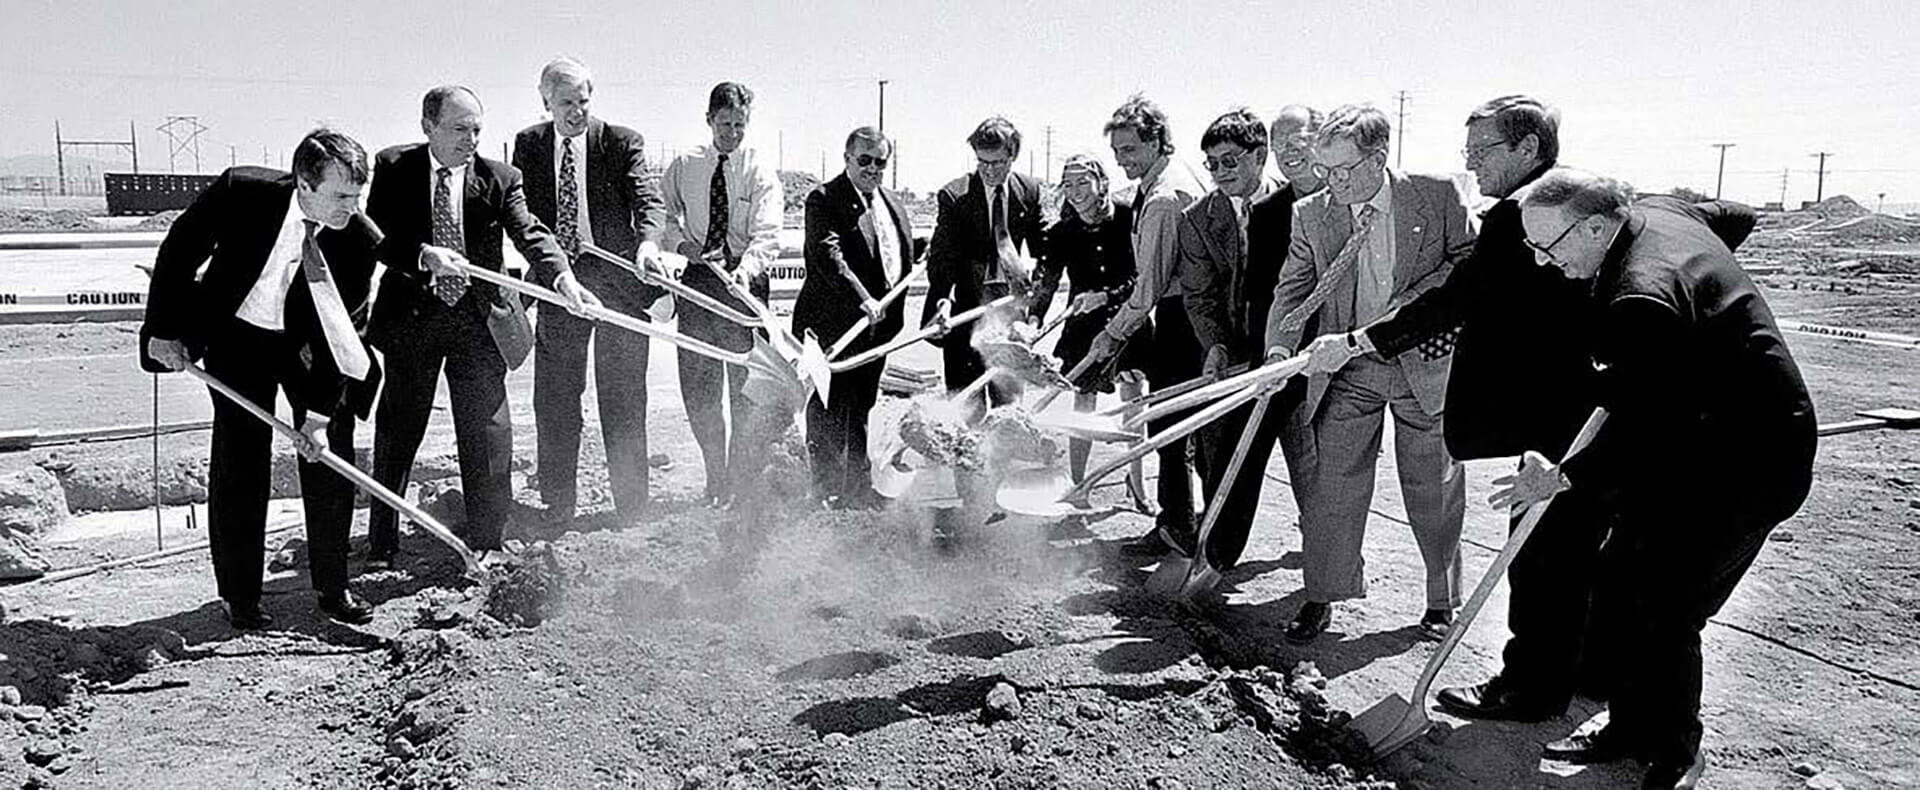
457, 262, 752, 367
1183, 392, 1274, 583
1032, 355, 1100, 413
1062, 380, 1268, 503
1404, 408, 1610, 705
578, 242, 759, 327
1127, 353, 1308, 429
182, 364, 488, 581
831, 293, 1020, 373
1096, 362, 1252, 417
826, 268, 927, 360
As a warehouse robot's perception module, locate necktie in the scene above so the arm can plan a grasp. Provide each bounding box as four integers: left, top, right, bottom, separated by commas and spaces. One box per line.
302, 221, 372, 380
1275, 204, 1380, 337
556, 137, 580, 259
870, 192, 901, 285
704, 152, 730, 258
432, 167, 462, 254
990, 184, 1014, 281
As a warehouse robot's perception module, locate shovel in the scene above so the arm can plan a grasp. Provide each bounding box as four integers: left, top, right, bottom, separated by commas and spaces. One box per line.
1125, 353, 1310, 429
1348, 407, 1610, 759
999, 379, 1268, 517
182, 364, 490, 583
825, 268, 927, 360
695, 257, 836, 406
578, 242, 758, 327
1143, 389, 1274, 600
829, 293, 1021, 377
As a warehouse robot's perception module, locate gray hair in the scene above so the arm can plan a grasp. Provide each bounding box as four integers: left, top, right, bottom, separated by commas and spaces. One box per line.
538, 57, 593, 101
1520, 167, 1636, 220
844, 126, 892, 154
1317, 104, 1392, 156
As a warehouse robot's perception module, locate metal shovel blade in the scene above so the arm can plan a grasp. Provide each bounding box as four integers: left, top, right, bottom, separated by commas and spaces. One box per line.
1347, 693, 1425, 757
797, 332, 833, 403
996, 466, 1078, 517
742, 337, 813, 412
1143, 553, 1195, 598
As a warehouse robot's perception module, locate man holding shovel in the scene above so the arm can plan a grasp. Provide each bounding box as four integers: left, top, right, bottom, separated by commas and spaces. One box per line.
140, 129, 383, 629
1496, 168, 1814, 790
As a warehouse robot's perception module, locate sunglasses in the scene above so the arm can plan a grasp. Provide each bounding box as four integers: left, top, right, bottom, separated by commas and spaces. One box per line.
1524, 219, 1581, 261
1203, 150, 1260, 172
855, 154, 889, 168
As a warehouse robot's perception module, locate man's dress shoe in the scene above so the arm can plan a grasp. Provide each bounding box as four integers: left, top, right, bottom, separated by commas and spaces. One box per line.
1639, 749, 1705, 789
318, 589, 375, 625
227, 600, 273, 630
1543, 725, 1636, 764
1435, 677, 1568, 722
1284, 601, 1332, 644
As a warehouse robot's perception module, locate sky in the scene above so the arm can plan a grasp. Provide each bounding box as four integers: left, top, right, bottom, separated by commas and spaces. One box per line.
3, 0, 1918, 209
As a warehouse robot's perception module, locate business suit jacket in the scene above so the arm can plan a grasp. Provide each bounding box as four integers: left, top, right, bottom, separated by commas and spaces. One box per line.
1266, 171, 1475, 420
512, 118, 664, 300
364, 144, 571, 353
793, 174, 914, 355
1180, 180, 1289, 366
922, 171, 1044, 331
139, 165, 383, 418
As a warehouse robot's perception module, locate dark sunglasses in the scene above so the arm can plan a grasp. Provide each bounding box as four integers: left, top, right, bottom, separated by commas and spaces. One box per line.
855, 154, 890, 168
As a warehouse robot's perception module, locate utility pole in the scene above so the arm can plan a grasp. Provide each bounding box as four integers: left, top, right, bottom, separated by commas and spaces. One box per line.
157, 115, 208, 173
1044, 125, 1053, 181
1778, 168, 1789, 207
1394, 90, 1409, 170
1710, 143, 1735, 199
877, 80, 888, 132
229, 144, 237, 168
54, 122, 65, 196
778, 130, 784, 172
1879, 192, 1887, 213
820, 151, 826, 181
1810, 151, 1833, 203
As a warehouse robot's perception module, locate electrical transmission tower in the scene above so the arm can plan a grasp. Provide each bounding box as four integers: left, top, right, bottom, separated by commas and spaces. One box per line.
157, 116, 209, 174
53, 120, 139, 196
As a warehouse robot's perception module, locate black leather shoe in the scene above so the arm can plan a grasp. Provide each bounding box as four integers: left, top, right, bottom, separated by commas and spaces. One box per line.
1119, 525, 1177, 557
1640, 749, 1706, 789
317, 589, 374, 625
363, 546, 396, 572
1436, 677, 1568, 722
1544, 725, 1637, 764
227, 600, 273, 630
1284, 602, 1332, 644
1418, 607, 1457, 641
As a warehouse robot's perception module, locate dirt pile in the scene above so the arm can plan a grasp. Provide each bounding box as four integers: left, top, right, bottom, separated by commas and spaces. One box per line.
0, 209, 100, 233
1754, 195, 1920, 246
0, 618, 192, 784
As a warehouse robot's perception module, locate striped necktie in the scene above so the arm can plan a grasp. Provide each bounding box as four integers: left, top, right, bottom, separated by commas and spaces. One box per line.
1275, 204, 1379, 337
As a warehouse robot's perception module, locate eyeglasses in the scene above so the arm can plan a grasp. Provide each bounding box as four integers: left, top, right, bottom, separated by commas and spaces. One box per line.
1203, 149, 1260, 172
1310, 151, 1379, 182
855, 154, 889, 169
1524, 219, 1581, 261
976, 156, 1013, 170
1460, 139, 1510, 161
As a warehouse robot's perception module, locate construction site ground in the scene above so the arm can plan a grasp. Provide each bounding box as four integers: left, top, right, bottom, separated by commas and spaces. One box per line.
1, 273, 1917, 789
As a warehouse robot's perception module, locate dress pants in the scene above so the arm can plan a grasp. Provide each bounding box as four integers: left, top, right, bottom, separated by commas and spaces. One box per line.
1145, 297, 1206, 533
534, 257, 654, 514
203, 319, 354, 605
1301, 354, 1464, 609
1195, 376, 1314, 569
1497, 475, 1613, 701
676, 264, 771, 499
370, 304, 512, 552
805, 360, 885, 503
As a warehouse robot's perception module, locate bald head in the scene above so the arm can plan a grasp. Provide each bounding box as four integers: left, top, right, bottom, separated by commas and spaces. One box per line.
1271, 104, 1324, 194
1272, 104, 1320, 138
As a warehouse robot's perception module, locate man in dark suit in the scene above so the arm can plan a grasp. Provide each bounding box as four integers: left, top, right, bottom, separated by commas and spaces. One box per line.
1175, 107, 1309, 597
923, 117, 1044, 406
1263, 104, 1476, 644
793, 127, 914, 510
512, 58, 663, 522
1500, 169, 1813, 790
365, 85, 598, 566
140, 129, 382, 629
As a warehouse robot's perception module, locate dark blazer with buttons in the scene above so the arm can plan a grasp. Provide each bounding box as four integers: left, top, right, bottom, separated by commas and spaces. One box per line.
364, 143, 570, 350
921, 170, 1045, 333
512, 117, 664, 299
1181, 180, 1291, 366
139, 165, 383, 418
793, 174, 914, 356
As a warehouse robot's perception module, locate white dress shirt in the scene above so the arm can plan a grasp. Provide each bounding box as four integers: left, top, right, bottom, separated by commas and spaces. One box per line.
863, 188, 903, 285
659, 144, 785, 271
234, 191, 309, 331
1350, 173, 1397, 325
552, 130, 594, 247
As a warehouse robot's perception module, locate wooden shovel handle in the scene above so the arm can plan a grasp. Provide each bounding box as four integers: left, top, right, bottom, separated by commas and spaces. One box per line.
826, 268, 927, 360
1062, 381, 1267, 503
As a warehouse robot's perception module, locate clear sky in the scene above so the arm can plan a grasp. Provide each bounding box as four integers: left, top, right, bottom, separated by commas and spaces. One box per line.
3, 0, 1917, 208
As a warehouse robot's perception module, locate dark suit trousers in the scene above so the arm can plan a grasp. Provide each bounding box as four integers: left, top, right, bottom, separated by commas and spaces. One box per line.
370, 304, 512, 552
203, 319, 354, 604
1196, 378, 1307, 569
677, 265, 771, 498
533, 258, 654, 514
1146, 297, 1206, 531
805, 361, 885, 502
1496, 475, 1612, 702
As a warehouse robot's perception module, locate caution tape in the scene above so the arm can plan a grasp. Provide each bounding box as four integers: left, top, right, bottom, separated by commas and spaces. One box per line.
0, 291, 146, 307
1781, 321, 1920, 351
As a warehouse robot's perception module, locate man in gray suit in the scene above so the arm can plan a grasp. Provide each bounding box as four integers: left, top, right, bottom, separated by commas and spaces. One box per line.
1264, 104, 1475, 643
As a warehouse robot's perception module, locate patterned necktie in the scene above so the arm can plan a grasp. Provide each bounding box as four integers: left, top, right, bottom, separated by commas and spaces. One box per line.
301, 221, 371, 380
432, 166, 462, 254
556, 137, 580, 259
704, 153, 730, 258
990, 184, 1014, 281
1275, 203, 1380, 337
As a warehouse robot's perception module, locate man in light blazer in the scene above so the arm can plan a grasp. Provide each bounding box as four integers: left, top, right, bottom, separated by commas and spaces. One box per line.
1264, 104, 1475, 643
513, 57, 665, 522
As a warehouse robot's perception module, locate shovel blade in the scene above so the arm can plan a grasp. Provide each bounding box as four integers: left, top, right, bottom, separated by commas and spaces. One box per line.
798, 335, 833, 401
1144, 554, 1194, 598
995, 466, 1077, 517
1347, 693, 1427, 758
